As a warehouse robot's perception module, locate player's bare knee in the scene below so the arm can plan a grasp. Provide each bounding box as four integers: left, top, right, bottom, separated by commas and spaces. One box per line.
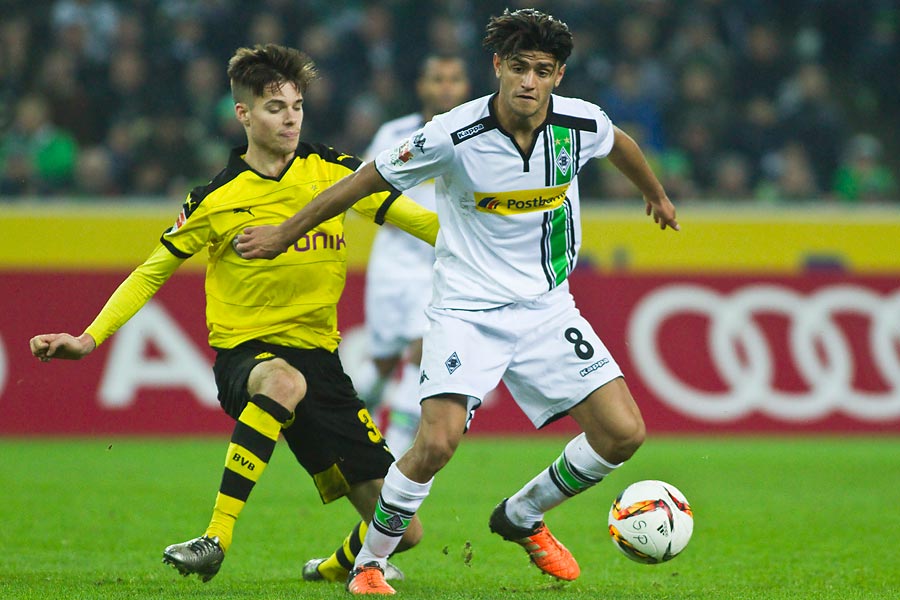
409, 433, 457, 476
248, 358, 307, 411
611, 416, 646, 462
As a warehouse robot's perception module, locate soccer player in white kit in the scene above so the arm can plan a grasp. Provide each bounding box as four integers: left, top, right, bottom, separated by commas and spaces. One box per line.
236, 9, 679, 594
356, 55, 471, 457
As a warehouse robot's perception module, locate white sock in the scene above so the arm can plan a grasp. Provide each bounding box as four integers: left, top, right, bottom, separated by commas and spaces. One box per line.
385, 363, 422, 457
356, 463, 432, 568
506, 433, 620, 527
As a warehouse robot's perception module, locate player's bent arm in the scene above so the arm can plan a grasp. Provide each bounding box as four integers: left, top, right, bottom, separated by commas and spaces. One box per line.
607, 126, 679, 231
83, 244, 185, 346
236, 161, 392, 259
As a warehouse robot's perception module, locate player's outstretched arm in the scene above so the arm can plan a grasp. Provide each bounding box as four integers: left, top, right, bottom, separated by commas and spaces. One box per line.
235, 162, 392, 259
607, 126, 679, 231
30, 244, 183, 363
30, 332, 96, 362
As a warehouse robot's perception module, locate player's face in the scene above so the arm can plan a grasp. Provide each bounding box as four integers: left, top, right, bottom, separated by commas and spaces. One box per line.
494, 51, 564, 121
417, 58, 470, 117
237, 82, 303, 157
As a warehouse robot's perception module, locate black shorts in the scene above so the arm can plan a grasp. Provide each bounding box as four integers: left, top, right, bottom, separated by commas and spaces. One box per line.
213, 340, 394, 503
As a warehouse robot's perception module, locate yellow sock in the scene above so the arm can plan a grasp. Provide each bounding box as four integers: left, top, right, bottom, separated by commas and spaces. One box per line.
204, 395, 290, 551
317, 521, 368, 581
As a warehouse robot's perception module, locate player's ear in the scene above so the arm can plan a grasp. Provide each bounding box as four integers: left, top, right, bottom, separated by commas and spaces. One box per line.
492, 53, 501, 79
555, 63, 566, 88
234, 102, 251, 126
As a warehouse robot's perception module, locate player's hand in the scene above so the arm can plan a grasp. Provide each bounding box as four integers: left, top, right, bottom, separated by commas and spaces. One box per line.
233, 225, 291, 260
645, 196, 679, 231
29, 333, 96, 362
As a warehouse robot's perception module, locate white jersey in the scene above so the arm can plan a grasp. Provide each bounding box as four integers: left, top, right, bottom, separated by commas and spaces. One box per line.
374, 93, 615, 310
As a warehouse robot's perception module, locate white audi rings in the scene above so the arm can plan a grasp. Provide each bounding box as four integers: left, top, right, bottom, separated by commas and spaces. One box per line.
628, 284, 900, 422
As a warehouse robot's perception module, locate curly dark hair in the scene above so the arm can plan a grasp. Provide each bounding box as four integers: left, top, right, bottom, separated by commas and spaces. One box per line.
482, 8, 574, 64
227, 43, 318, 104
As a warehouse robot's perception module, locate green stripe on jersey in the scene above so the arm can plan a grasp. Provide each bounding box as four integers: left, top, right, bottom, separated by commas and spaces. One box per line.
548, 201, 572, 286
550, 125, 574, 186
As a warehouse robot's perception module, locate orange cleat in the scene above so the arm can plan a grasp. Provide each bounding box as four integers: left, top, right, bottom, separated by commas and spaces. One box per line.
347, 561, 396, 595
489, 499, 580, 581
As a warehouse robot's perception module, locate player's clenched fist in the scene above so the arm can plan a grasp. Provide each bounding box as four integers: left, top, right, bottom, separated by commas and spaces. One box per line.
29, 333, 96, 362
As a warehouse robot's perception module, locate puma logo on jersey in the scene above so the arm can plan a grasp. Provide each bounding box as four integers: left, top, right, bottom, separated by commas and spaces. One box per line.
232, 207, 255, 216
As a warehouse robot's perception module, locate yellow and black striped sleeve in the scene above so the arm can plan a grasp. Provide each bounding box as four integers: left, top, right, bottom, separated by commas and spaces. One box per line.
83, 243, 186, 346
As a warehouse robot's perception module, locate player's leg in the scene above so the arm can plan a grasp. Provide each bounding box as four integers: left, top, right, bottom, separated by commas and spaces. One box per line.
384, 338, 424, 457
304, 478, 422, 583
347, 306, 506, 593
163, 348, 305, 581
272, 346, 422, 587
490, 289, 639, 580
348, 394, 470, 594
493, 380, 644, 580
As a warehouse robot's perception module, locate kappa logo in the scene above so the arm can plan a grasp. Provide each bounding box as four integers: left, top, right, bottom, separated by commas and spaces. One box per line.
579, 358, 609, 377
412, 132, 426, 152
445, 352, 461, 374
419, 370, 429, 384
455, 123, 484, 141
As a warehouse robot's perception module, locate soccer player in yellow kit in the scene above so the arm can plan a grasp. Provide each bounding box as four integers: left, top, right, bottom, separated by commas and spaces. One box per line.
29, 44, 435, 584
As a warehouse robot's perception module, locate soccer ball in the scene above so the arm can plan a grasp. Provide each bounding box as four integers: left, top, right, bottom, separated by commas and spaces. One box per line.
608, 479, 693, 564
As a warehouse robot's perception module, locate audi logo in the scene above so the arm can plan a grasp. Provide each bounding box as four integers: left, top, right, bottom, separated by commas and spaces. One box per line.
628, 284, 900, 422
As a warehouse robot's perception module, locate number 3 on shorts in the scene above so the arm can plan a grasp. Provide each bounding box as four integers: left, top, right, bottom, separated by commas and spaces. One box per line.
357, 408, 384, 443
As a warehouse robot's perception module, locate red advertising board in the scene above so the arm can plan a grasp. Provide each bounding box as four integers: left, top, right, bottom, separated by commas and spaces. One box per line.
2, 269, 898, 435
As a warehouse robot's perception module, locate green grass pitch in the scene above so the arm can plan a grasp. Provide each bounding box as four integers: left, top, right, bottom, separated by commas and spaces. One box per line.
1, 436, 898, 599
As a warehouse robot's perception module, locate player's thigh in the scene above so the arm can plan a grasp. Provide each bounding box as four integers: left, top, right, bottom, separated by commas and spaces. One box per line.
418, 307, 511, 403
504, 305, 624, 428
278, 349, 395, 504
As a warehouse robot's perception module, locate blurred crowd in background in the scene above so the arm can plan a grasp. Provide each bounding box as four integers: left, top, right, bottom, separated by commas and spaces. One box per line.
1, 0, 897, 204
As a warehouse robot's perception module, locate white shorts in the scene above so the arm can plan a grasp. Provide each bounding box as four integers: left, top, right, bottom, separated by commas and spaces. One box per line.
364, 227, 435, 358
418, 283, 624, 428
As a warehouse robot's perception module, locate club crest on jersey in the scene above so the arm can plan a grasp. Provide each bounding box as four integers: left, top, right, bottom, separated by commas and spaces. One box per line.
445, 352, 461, 374
389, 140, 414, 167
555, 145, 572, 176
473, 183, 569, 215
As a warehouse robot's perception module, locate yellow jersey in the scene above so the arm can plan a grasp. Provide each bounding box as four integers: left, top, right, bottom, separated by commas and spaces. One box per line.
85, 142, 439, 352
